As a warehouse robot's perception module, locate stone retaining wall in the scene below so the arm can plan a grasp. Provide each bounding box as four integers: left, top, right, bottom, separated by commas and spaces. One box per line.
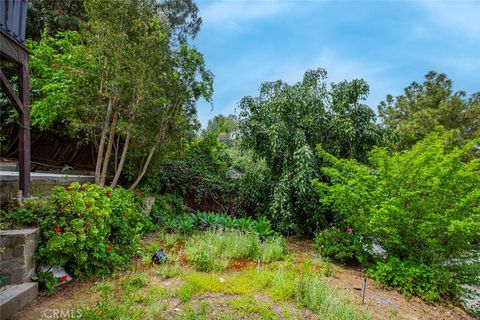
0, 229, 40, 285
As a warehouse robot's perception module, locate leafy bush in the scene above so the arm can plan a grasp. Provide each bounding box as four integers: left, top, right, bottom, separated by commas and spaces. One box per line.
314, 131, 480, 300
368, 258, 458, 302
142, 134, 233, 213
314, 228, 370, 265
150, 194, 186, 224
2, 183, 153, 276
31, 271, 59, 294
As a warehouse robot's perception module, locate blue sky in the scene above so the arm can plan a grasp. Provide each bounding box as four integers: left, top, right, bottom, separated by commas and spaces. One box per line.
193, 0, 480, 126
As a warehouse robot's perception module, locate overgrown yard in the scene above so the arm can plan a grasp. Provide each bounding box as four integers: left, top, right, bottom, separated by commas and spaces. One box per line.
15, 233, 472, 320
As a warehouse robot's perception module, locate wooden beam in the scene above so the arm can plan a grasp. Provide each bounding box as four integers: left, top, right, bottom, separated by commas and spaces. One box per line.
0, 69, 24, 113
0, 30, 29, 65
18, 62, 31, 197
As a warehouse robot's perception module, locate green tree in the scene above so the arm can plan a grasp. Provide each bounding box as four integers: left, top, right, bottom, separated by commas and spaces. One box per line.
54, 0, 213, 188
238, 69, 385, 234
314, 131, 480, 296
378, 71, 480, 149
203, 114, 237, 147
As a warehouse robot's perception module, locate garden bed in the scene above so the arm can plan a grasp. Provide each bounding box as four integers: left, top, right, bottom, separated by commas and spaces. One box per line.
13, 234, 473, 320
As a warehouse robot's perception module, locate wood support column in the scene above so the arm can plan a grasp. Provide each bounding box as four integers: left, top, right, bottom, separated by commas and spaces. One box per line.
18, 62, 31, 197
18, 63, 31, 197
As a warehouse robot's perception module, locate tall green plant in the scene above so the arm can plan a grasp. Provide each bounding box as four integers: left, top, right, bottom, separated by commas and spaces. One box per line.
238, 69, 386, 234
313, 130, 480, 298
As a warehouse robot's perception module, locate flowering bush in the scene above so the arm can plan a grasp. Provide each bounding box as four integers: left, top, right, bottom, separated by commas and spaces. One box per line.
11, 183, 154, 276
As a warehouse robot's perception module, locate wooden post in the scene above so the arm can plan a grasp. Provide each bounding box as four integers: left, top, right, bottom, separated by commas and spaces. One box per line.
361, 277, 367, 305
18, 63, 31, 197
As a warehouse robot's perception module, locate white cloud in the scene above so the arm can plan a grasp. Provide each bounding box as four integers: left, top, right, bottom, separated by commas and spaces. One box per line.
420, 0, 480, 39
199, 0, 294, 28
254, 49, 393, 105
198, 48, 396, 125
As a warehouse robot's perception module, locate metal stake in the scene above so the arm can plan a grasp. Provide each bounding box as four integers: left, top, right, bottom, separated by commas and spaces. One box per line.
361, 277, 367, 305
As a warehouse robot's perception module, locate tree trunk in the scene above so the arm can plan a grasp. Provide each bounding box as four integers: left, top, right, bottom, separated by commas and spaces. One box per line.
94, 95, 114, 184
114, 134, 120, 172
128, 103, 183, 189
129, 143, 156, 190
111, 132, 130, 188
99, 112, 117, 187
129, 127, 165, 190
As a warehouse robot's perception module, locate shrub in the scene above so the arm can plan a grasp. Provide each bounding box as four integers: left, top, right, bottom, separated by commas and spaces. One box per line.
150, 194, 186, 224
2, 183, 153, 276
314, 228, 370, 265
31, 271, 59, 294
368, 258, 458, 302
314, 131, 480, 300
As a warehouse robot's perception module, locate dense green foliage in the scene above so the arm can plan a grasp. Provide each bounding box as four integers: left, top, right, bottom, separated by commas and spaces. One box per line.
379, 71, 480, 149
313, 228, 369, 265
368, 258, 456, 302
152, 204, 274, 238
27, 31, 91, 134
1, 183, 153, 276
313, 131, 480, 300
238, 69, 387, 234
142, 122, 269, 216
143, 133, 233, 210
3, 0, 479, 305
2, 0, 213, 188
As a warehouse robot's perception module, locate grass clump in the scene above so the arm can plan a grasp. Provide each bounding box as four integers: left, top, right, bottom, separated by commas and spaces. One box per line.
260, 235, 287, 262
229, 295, 277, 319
184, 229, 286, 272
294, 262, 368, 320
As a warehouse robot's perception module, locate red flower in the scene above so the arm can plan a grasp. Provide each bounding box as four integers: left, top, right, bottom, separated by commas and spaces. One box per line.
107, 245, 113, 252
105, 191, 111, 197
123, 214, 128, 218
55, 227, 62, 233
407, 279, 413, 284
59, 275, 68, 282
132, 257, 140, 262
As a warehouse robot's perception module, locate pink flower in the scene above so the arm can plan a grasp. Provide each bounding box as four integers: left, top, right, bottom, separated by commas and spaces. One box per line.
346, 227, 353, 235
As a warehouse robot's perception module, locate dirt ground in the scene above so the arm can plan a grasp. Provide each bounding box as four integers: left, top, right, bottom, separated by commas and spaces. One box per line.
14, 237, 475, 320
286, 237, 474, 320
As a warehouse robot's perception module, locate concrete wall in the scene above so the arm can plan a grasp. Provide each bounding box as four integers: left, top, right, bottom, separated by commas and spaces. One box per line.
0, 229, 39, 285
0, 172, 95, 200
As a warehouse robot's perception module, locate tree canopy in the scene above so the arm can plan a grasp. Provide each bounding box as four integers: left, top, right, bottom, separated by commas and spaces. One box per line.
238, 69, 386, 234
378, 71, 480, 149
